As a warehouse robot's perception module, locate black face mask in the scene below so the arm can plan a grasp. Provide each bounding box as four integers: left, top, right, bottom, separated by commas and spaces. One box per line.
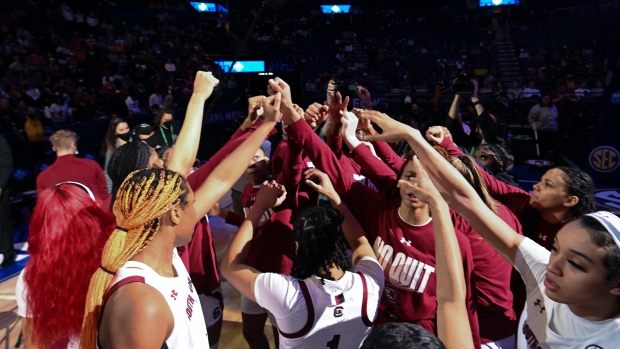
163, 120, 173, 128
117, 132, 132, 142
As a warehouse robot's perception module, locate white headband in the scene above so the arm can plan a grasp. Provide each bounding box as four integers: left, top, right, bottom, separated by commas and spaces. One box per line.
585, 211, 620, 249
55, 181, 96, 202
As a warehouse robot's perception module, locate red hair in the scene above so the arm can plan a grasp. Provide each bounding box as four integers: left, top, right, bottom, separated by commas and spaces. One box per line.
24, 185, 116, 347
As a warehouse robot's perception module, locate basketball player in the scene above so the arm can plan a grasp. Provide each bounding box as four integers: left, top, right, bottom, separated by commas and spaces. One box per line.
359, 110, 620, 349
80, 93, 282, 349
221, 171, 383, 349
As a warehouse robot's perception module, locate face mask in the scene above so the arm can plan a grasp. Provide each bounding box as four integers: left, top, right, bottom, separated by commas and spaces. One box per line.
163, 120, 173, 128
117, 132, 132, 142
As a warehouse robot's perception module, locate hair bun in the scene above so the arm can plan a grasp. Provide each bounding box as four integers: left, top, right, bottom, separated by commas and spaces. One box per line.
324, 205, 344, 229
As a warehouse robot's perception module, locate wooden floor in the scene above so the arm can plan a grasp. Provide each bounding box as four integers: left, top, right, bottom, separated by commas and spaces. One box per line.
0, 192, 276, 349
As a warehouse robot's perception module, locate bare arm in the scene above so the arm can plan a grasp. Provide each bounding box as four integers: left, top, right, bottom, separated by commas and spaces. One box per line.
448, 93, 461, 120
220, 181, 286, 303
167, 71, 218, 178
99, 283, 173, 349
304, 169, 376, 264
401, 156, 474, 349
192, 93, 281, 219
360, 111, 524, 263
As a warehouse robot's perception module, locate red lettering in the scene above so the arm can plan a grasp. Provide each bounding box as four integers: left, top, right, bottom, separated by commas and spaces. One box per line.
186, 294, 195, 320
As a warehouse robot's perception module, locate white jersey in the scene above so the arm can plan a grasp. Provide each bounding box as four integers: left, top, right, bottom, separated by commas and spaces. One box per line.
514, 238, 620, 349
255, 257, 384, 349
101, 249, 209, 348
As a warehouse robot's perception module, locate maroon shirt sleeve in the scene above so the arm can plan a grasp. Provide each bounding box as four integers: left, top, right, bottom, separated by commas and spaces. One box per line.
440, 137, 531, 216
372, 140, 405, 174
286, 118, 355, 197
326, 131, 344, 159
351, 144, 399, 191
439, 137, 467, 157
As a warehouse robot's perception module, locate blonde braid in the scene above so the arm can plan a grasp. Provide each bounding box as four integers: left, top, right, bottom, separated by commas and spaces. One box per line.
80, 169, 184, 349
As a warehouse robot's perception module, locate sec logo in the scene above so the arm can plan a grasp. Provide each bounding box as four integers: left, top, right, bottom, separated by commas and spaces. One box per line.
594, 189, 620, 210
589, 146, 620, 173
584, 345, 603, 349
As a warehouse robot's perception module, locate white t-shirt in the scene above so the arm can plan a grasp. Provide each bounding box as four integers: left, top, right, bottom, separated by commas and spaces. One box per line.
514, 238, 620, 349
255, 257, 384, 349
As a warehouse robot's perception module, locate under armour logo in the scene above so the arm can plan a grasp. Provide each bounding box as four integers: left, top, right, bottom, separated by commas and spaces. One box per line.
538, 234, 547, 241
171, 290, 178, 300
534, 299, 545, 313
400, 237, 411, 246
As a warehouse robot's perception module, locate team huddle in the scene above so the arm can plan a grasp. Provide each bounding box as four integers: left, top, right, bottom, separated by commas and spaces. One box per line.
16, 72, 620, 349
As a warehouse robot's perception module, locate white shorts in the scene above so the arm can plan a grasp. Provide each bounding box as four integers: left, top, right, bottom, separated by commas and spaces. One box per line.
482, 334, 516, 349
199, 287, 224, 328
241, 294, 278, 328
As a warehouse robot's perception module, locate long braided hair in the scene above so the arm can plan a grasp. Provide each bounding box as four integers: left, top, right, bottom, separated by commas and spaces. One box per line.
80, 168, 189, 349
106, 141, 153, 195
291, 206, 351, 283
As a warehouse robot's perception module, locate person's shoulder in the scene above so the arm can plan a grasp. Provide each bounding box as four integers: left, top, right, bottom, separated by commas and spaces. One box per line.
105, 281, 171, 324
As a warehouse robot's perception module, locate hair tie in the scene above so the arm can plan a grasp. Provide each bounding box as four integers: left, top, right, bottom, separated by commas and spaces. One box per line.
116, 226, 128, 232
99, 265, 116, 276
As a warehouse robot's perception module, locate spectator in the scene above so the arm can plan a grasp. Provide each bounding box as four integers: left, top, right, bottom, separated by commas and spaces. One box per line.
147, 106, 179, 148
101, 118, 131, 192
86, 12, 99, 27
574, 81, 590, 98
507, 81, 523, 99
36, 130, 111, 208
522, 81, 541, 99
125, 92, 141, 115
590, 81, 604, 97
135, 123, 154, 143
0, 135, 15, 269
149, 91, 163, 108
528, 94, 559, 158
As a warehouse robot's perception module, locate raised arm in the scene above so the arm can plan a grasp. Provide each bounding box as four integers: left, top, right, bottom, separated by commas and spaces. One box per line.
304, 169, 375, 265
192, 93, 282, 220
220, 181, 287, 302
269, 77, 354, 197
403, 156, 474, 349
341, 111, 398, 191
353, 108, 405, 173
360, 111, 524, 263
167, 71, 218, 178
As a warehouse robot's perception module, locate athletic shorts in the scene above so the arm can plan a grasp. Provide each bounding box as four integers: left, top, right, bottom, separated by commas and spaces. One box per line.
199, 287, 224, 328
241, 294, 278, 328
482, 334, 516, 349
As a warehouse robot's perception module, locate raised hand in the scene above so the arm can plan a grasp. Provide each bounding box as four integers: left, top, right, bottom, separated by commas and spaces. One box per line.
328, 91, 350, 124
304, 168, 340, 205
357, 110, 417, 143
304, 102, 330, 130
471, 79, 479, 99
193, 71, 219, 100
255, 180, 287, 209
268, 77, 292, 106
426, 126, 445, 145
355, 86, 372, 107
440, 126, 453, 142
262, 93, 282, 124
248, 95, 265, 121
397, 155, 441, 205
341, 111, 359, 143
